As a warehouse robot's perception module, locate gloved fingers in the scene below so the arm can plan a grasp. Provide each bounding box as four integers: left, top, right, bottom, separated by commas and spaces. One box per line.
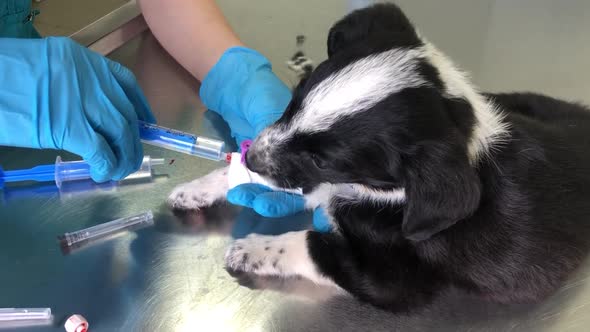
313, 207, 333, 233
227, 183, 275, 208
88, 102, 137, 181
80, 133, 118, 183
252, 191, 306, 218
104, 86, 145, 173
212, 109, 257, 145
203, 110, 239, 151
228, 184, 306, 217
230, 209, 266, 239
107, 122, 137, 181
127, 123, 144, 172
105, 58, 156, 124
243, 70, 292, 135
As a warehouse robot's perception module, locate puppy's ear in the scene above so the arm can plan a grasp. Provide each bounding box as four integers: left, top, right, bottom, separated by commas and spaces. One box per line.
402, 144, 482, 241
327, 4, 421, 58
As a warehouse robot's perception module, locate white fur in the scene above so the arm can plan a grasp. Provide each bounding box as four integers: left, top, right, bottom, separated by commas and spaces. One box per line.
225, 231, 338, 287
257, 48, 429, 151
227, 152, 302, 195
420, 41, 510, 162
258, 42, 509, 164
304, 183, 406, 232
344, 184, 406, 204
167, 166, 229, 210
304, 183, 337, 209
294, 48, 427, 133
305, 183, 406, 209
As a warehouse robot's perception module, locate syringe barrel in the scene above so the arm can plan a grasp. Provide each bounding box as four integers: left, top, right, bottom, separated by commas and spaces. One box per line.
0, 308, 51, 321
55, 156, 161, 188
54, 156, 90, 188
58, 210, 154, 247
121, 156, 158, 181
138, 121, 226, 161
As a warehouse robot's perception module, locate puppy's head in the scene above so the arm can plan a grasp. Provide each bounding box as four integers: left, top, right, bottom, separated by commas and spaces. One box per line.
247, 4, 506, 241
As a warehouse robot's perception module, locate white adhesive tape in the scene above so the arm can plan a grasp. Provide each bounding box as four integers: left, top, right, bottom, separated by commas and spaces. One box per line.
227, 152, 303, 195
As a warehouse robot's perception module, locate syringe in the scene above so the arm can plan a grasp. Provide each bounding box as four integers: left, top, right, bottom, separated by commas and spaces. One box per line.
138, 121, 231, 162
58, 211, 154, 248
0, 308, 51, 322
0, 156, 164, 189
54, 155, 164, 188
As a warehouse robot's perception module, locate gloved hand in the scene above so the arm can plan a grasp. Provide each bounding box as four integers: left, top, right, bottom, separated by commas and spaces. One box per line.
227, 183, 333, 232
200, 48, 331, 232
199, 47, 291, 145
0, 37, 156, 182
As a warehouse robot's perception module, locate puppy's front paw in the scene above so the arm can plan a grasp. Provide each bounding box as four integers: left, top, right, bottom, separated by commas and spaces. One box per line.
167, 182, 216, 210
225, 231, 339, 287
225, 234, 288, 275
167, 167, 230, 210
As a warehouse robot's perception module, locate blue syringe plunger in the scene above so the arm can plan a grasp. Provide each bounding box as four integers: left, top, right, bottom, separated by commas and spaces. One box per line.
0, 165, 55, 189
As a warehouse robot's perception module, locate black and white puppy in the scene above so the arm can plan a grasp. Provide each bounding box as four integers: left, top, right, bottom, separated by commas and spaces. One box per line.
168, 4, 590, 312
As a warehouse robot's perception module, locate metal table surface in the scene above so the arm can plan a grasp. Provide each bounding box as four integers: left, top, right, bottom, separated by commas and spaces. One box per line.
2, 21, 590, 332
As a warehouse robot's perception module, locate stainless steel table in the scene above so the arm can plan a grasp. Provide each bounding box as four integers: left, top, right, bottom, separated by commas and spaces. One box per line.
3, 10, 590, 332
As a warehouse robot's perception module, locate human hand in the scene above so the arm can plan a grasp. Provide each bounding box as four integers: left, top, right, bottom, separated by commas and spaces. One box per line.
0, 37, 156, 182
199, 47, 330, 232
228, 183, 332, 232
199, 47, 291, 145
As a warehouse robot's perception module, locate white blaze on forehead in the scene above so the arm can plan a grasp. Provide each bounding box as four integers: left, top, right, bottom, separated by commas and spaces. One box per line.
290, 48, 429, 133
256, 42, 509, 164
252, 48, 430, 156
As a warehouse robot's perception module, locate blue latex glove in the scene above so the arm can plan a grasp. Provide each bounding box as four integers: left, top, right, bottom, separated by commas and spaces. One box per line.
0, 37, 155, 182
200, 47, 331, 232
228, 184, 333, 232
200, 47, 291, 145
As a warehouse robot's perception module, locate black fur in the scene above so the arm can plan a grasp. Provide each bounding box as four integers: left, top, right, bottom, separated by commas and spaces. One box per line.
250, 4, 590, 312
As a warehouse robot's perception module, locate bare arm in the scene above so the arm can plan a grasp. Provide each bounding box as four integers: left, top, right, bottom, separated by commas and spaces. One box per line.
138, 0, 244, 80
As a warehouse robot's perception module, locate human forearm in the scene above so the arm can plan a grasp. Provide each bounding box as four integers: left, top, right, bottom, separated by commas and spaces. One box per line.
138, 0, 243, 80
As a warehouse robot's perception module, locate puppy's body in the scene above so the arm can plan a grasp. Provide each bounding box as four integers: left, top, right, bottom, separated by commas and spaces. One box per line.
168, 4, 590, 312
318, 92, 590, 309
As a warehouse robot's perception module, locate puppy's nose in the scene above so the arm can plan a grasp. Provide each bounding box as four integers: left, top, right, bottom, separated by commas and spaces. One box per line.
245, 151, 265, 174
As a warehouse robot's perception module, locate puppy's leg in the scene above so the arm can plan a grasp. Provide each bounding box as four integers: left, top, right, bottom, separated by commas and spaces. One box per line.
167, 166, 229, 210
308, 231, 444, 311
226, 229, 443, 312
225, 231, 339, 287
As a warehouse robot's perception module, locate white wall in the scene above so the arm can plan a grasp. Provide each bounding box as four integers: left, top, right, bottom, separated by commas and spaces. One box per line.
393, 0, 494, 84
217, 0, 589, 103
216, 0, 348, 87
477, 0, 590, 103
216, 0, 494, 87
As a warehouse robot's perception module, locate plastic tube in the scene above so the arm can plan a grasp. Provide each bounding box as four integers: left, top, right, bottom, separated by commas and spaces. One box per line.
0, 308, 51, 322
54, 155, 164, 188
58, 211, 154, 247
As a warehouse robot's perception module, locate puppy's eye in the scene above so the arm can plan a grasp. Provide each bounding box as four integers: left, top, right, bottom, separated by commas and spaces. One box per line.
311, 154, 327, 169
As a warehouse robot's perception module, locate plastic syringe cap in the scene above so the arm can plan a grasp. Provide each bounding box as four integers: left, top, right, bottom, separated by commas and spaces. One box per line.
64, 314, 88, 332
151, 158, 165, 166
240, 140, 252, 165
